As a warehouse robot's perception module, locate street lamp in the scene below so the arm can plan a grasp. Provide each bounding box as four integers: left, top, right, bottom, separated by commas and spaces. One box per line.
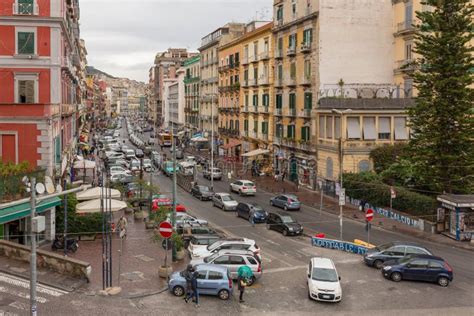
331, 108, 352, 241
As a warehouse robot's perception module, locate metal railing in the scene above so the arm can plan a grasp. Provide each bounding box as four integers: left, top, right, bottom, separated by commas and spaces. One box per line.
12, 2, 39, 15
397, 20, 415, 33
287, 47, 296, 56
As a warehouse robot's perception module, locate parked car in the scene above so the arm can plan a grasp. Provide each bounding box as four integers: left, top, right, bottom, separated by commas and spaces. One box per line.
203, 167, 223, 180
270, 194, 301, 211
178, 226, 219, 248
110, 172, 134, 184
142, 159, 153, 172
105, 151, 124, 161
124, 149, 136, 160
363, 241, 432, 269
162, 161, 176, 177
109, 159, 128, 168
191, 249, 262, 285
191, 238, 260, 260
266, 212, 303, 236
129, 159, 141, 173
126, 182, 139, 198
212, 193, 238, 211
135, 149, 144, 158
143, 126, 153, 132
229, 180, 256, 196
168, 264, 233, 300
152, 198, 186, 212
236, 203, 268, 223
151, 151, 162, 167
169, 213, 208, 227
109, 166, 131, 175
382, 254, 453, 287
188, 235, 222, 253
307, 257, 342, 302
191, 185, 214, 201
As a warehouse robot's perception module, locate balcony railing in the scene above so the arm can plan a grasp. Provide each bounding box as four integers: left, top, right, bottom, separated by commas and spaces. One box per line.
248, 78, 257, 87
274, 78, 283, 87
287, 78, 297, 87
252, 106, 259, 113
287, 108, 297, 117
259, 76, 269, 86
275, 49, 283, 59
259, 106, 269, 114
395, 59, 415, 72
275, 19, 283, 27
300, 109, 312, 118
397, 20, 415, 33
218, 65, 230, 72
260, 133, 269, 141
301, 75, 311, 86
287, 46, 296, 56
300, 42, 312, 53
260, 51, 270, 61
242, 80, 249, 88
249, 55, 258, 63
242, 106, 249, 113
243, 130, 249, 137
249, 131, 258, 139
242, 56, 249, 65
274, 108, 283, 116
13, 2, 39, 15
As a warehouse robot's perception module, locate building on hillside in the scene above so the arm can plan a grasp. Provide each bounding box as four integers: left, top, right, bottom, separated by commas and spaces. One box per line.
198, 23, 245, 134
0, 0, 87, 180
183, 55, 201, 131
162, 78, 178, 129
148, 48, 195, 127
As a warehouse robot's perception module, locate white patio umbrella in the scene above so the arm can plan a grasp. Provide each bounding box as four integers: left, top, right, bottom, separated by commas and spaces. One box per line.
76, 187, 121, 201
73, 160, 96, 169
76, 198, 127, 214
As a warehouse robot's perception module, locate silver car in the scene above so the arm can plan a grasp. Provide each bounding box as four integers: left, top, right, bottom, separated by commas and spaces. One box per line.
191, 249, 262, 285
203, 167, 223, 180
212, 193, 238, 211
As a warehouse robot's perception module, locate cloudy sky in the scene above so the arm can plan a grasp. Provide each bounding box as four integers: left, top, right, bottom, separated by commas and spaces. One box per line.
80, 0, 273, 82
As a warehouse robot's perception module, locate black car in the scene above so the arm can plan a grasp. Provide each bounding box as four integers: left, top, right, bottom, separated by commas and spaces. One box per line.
266, 212, 303, 236
236, 203, 268, 223
191, 185, 213, 201
364, 241, 432, 269
143, 126, 153, 132
135, 149, 144, 158
382, 254, 453, 287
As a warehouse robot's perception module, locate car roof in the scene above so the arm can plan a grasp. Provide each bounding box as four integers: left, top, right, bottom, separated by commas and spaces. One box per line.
215, 192, 230, 196
191, 234, 220, 239
214, 249, 256, 256
281, 194, 298, 199
270, 211, 293, 217
389, 241, 428, 248
310, 257, 336, 269
212, 238, 254, 246
194, 264, 228, 273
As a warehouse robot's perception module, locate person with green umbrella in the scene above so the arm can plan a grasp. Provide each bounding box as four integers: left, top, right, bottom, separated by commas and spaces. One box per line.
237, 265, 254, 303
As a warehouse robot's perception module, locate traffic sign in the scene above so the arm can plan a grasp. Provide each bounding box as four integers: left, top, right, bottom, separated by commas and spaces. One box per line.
158, 221, 173, 238
338, 188, 345, 206
390, 186, 396, 199
366, 209, 374, 222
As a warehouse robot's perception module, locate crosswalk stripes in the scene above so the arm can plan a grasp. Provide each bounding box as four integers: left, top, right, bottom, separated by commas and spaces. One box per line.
0, 272, 68, 314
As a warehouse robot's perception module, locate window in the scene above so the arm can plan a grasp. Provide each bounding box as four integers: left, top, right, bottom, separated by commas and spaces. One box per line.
406, 246, 429, 255
275, 124, 283, 137
277, 64, 283, 80
326, 116, 333, 139
405, 41, 413, 60
278, 37, 283, 50
244, 120, 248, 131
304, 92, 312, 109
261, 122, 268, 134
247, 257, 257, 265
276, 5, 283, 21
244, 69, 248, 81
363, 117, 376, 140
230, 120, 234, 130
301, 126, 310, 141
235, 120, 239, 131
245, 94, 249, 106
334, 116, 341, 139
304, 60, 311, 78
244, 45, 249, 59
287, 125, 295, 139
303, 28, 313, 44
358, 160, 370, 172
378, 117, 391, 139
275, 94, 282, 108
290, 62, 296, 79
213, 256, 230, 264
384, 246, 405, 256
291, 0, 296, 17
405, 1, 413, 24
18, 80, 35, 103
409, 260, 429, 269
289, 93, 296, 109
208, 271, 223, 280
17, 30, 35, 55
428, 261, 444, 269
347, 117, 361, 139
253, 41, 258, 59
326, 158, 333, 179
404, 79, 413, 97
264, 38, 269, 53
253, 67, 258, 80
289, 34, 297, 48
17, 0, 35, 15
252, 94, 258, 106
262, 94, 269, 106
319, 116, 325, 138
196, 270, 208, 279
253, 121, 258, 133
394, 117, 408, 140
230, 256, 245, 265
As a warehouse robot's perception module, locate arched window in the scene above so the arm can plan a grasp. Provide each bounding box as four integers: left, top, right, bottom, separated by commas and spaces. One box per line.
326, 157, 333, 179
359, 160, 370, 172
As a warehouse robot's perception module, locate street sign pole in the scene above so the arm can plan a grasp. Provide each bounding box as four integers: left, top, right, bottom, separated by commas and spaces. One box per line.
172, 135, 177, 262
367, 221, 371, 244
365, 209, 374, 244
319, 181, 323, 217
29, 177, 37, 316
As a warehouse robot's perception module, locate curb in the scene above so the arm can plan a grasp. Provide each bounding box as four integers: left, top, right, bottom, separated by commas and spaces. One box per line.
125, 287, 168, 299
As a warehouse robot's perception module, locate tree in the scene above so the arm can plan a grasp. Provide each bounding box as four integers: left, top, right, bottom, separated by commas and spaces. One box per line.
370, 143, 409, 173
408, 0, 474, 193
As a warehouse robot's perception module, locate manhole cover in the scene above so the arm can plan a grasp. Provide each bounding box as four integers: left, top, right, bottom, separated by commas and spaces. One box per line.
122, 271, 145, 281
135, 255, 155, 262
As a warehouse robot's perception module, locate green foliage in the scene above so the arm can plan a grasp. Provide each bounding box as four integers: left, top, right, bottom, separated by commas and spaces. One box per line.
56, 193, 104, 236
370, 144, 409, 174
409, 0, 474, 194
344, 172, 437, 217
171, 233, 184, 251
0, 161, 44, 200
379, 159, 421, 187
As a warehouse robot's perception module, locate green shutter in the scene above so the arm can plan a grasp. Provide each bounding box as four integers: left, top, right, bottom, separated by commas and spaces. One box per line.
244, 120, 248, 131
253, 121, 258, 132
18, 32, 35, 55
289, 94, 296, 109
276, 94, 282, 108
304, 93, 312, 109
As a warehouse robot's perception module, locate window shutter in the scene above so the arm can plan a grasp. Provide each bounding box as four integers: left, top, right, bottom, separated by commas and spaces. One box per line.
363, 117, 376, 140
304, 93, 312, 109
326, 116, 333, 139
18, 32, 34, 55
379, 117, 391, 134
347, 117, 361, 139
301, 127, 305, 140
394, 117, 408, 140
319, 116, 325, 138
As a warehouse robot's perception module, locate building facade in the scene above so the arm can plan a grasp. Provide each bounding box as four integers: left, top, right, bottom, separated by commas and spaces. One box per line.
168, 68, 185, 128
162, 78, 177, 129
183, 55, 200, 131
198, 23, 245, 133
0, 0, 87, 179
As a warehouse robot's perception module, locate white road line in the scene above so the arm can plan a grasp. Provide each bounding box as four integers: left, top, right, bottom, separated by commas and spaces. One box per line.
263, 251, 293, 267
0, 272, 67, 296
9, 301, 27, 311
264, 265, 307, 274
0, 286, 48, 303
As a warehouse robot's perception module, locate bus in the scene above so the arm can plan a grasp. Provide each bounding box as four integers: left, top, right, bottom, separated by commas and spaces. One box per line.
158, 133, 172, 147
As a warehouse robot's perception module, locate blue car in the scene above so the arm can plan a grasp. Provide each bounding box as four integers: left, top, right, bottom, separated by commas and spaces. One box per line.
168, 264, 233, 300
236, 203, 268, 223
382, 254, 453, 287
270, 194, 301, 211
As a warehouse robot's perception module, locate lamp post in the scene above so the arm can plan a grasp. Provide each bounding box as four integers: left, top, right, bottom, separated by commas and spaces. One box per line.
331, 108, 352, 241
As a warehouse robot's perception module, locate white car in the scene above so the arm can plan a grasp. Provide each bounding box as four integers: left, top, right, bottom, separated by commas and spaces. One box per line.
168, 213, 208, 227
230, 180, 256, 196
128, 159, 141, 172
110, 166, 131, 175
307, 257, 342, 303
142, 159, 153, 172
190, 238, 260, 260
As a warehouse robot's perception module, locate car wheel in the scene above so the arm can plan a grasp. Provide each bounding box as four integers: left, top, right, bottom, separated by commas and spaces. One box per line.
390, 272, 402, 282
212, 202, 216, 207
374, 260, 384, 269
283, 229, 288, 236
236, 211, 240, 218
284, 205, 288, 211
266, 224, 271, 230
172, 285, 185, 297
229, 186, 233, 192
218, 289, 230, 300
437, 276, 449, 287
221, 204, 225, 210
239, 190, 242, 196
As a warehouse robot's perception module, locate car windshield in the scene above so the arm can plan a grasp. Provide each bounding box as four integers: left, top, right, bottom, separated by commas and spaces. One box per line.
143, 159, 151, 164
221, 195, 234, 202
281, 216, 295, 223
243, 182, 255, 186
312, 268, 338, 282
207, 240, 223, 251
131, 161, 140, 167
250, 205, 263, 212
203, 252, 219, 263
398, 256, 414, 264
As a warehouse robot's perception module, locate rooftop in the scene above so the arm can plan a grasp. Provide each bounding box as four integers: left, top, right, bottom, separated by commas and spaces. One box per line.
318, 98, 415, 110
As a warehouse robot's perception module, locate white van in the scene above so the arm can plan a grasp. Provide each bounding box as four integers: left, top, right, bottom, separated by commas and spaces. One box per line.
307, 257, 342, 303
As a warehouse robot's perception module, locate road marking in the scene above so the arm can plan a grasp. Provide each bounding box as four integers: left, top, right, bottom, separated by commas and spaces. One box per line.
262, 252, 293, 267
0, 286, 48, 303
9, 301, 27, 311
0, 272, 67, 296
264, 265, 307, 274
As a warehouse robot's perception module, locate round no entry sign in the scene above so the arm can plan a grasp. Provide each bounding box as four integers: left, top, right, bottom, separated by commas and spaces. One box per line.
158, 221, 173, 238
366, 209, 374, 222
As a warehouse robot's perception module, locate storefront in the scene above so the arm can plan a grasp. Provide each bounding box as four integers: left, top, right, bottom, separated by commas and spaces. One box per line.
0, 197, 60, 245
437, 194, 474, 241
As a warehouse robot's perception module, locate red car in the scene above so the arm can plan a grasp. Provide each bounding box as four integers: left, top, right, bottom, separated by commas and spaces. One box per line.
152, 198, 186, 212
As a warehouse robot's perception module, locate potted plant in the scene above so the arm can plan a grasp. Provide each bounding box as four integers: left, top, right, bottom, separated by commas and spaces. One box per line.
172, 233, 185, 260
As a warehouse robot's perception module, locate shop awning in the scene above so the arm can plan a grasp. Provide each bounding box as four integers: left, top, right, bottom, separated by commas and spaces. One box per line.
0, 197, 61, 225
76, 198, 127, 214
242, 149, 270, 157
221, 139, 242, 150
73, 160, 96, 169
76, 187, 121, 201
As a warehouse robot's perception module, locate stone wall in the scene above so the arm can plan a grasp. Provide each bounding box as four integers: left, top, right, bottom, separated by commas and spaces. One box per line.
0, 240, 91, 281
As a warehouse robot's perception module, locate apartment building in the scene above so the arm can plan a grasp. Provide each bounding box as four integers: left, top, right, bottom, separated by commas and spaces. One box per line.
0, 0, 87, 179
183, 55, 201, 131
198, 23, 245, 134
168, 68, 185, 129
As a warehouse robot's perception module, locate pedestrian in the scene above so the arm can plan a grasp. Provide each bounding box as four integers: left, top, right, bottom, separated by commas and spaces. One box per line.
183, 264, 193, 302
237, 273, 247, 303
117, 215, 128, 237
188, 268, 199, 307
249, 208, 255, 227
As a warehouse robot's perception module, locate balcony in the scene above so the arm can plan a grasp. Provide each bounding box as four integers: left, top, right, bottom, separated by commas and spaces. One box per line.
62, 56, 75, 76
242, 80, 249, 88
287, 78, 297, 87
274, 78, 283, 87
300, 42, 312, 53
259, 76, 269, 86
61, 104, 76, 116
287, 108, 297, 117
301, 75, 311, 86
248, 78, 258, 87
242, 57, 249, 65
218, 65, 230, 73
396, 20, 415, 35
287, 47, 296, 56
191, 107, 199, 113
275, 19, 283, 28
300, 109, 312, 118
249, 55, 258, 63
249, 131, 258, 139
260, 133, 269, 141
395, 59, 416, 73
260, 51, 270, 61
13, 2, 39, 15
251, 106, 259, 113
274, 49, 283, 59
242, 106, 249, 113
274, 108, 283, 116
297, 141, 314, 152
273, 136, 282, 144
243, 130, 249, 137
259, 106, 270, 114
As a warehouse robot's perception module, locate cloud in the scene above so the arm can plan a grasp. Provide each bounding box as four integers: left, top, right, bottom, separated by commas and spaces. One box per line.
80, 0, 273, 81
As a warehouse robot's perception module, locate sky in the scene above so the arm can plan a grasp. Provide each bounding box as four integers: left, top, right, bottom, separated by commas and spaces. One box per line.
80, 0, 273, 82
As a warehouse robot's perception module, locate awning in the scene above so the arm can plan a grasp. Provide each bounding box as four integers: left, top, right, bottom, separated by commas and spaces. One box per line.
73, 160, 96, 169
191, 137, 208, 142
242, 149, 270, 157
76, 198, 127, 214
221, 139, 242, 150
76, 187, 121, 201
0, 197, 61, 225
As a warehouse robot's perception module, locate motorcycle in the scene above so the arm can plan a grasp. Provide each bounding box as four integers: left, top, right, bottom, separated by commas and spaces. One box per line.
51, 237, 79, 253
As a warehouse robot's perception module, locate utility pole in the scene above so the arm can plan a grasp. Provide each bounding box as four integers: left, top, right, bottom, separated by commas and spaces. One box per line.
210, 94, 215, 191
171, 127, 177, 262
29, 177, 37, 316
63, 179, 68, 257
339, 137, 343, 241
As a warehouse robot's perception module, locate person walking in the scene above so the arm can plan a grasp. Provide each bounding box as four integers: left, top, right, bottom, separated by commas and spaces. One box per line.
117, 215, 128, 237
249, 208, 255, 227
189, 268, 200, 307
237, 273, 247, 303
183, 264, 193, 303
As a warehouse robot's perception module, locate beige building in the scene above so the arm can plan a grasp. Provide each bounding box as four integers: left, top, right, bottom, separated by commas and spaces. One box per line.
198, 23, 245, 134
183, 55, 201, 131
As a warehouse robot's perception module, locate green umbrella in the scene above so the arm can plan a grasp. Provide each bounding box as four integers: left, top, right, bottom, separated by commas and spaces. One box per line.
237, 265, 254, 278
